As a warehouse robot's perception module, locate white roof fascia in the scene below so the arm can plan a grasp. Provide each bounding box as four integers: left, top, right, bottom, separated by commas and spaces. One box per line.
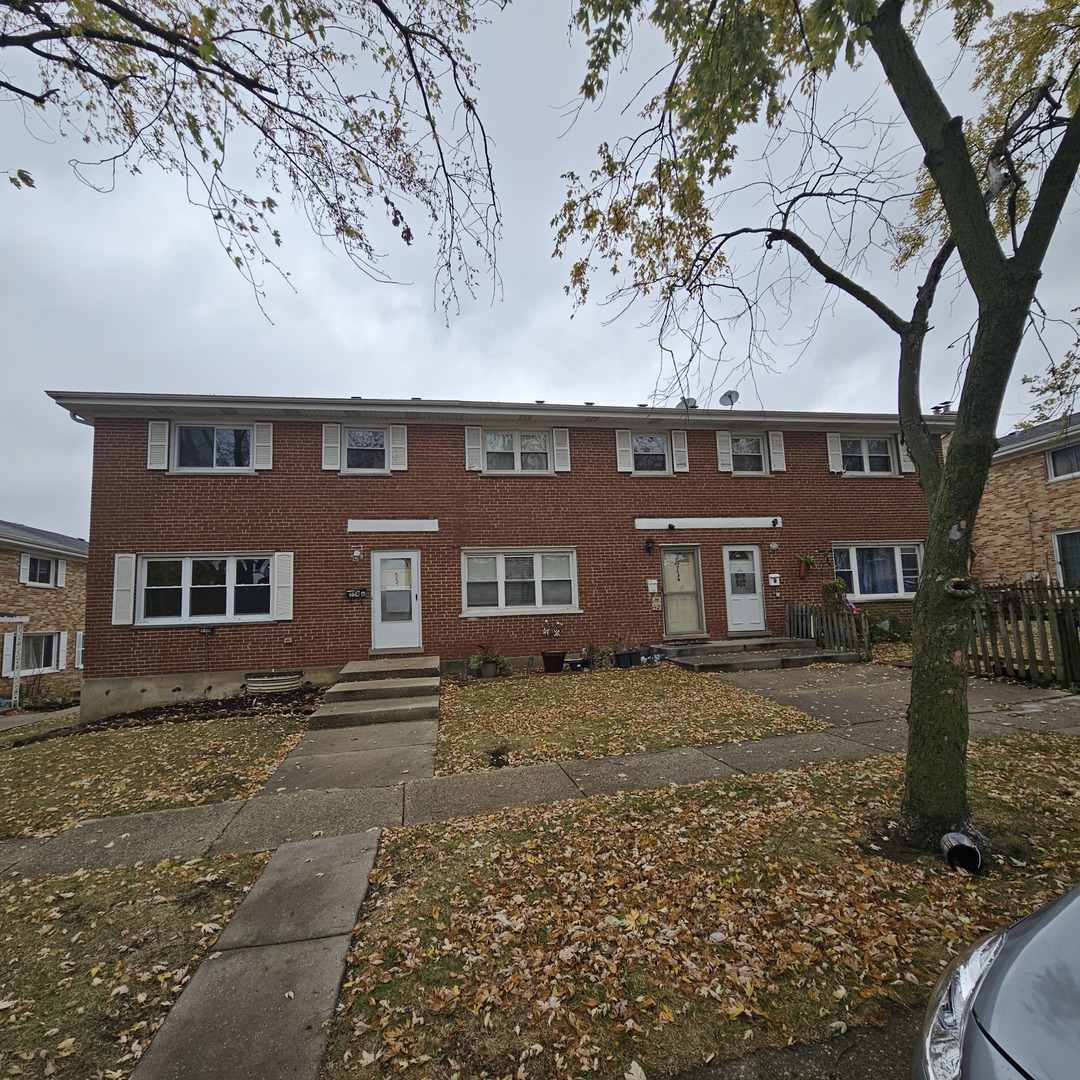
47, 391, 957, 435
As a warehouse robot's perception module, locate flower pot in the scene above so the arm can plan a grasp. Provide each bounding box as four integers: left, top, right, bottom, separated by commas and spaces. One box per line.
798, 562, 809, 579
541, 650, 567, 674
479, 661, 499, 678
614, 650, 639, 669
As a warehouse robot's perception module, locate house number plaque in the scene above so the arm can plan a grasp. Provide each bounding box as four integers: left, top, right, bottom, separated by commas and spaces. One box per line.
345, 588, 368, 600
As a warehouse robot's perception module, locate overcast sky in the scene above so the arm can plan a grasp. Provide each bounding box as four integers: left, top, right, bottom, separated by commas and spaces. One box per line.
1, 3, 1074, 540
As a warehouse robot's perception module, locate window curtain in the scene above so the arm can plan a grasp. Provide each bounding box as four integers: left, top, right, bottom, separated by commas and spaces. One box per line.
856, 547, 898, 594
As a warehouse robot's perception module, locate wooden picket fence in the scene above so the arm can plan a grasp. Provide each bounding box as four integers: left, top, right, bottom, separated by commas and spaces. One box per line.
968, 583, 1080, 686
786, 602, 873, 661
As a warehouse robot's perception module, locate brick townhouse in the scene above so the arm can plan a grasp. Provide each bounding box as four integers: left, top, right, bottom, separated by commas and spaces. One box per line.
48, 392, 950, 720
1, 520, 88, 707
971, 411, 1080, 584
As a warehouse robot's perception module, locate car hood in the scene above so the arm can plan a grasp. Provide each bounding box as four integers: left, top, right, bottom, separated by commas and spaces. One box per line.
974, 886, 1080, 1080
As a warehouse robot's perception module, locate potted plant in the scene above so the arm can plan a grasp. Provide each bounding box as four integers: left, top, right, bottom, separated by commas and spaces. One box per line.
468, 645, 511, 678
540, 619, 567, 674
797, 553, 817, 579
611, 634, 641, 669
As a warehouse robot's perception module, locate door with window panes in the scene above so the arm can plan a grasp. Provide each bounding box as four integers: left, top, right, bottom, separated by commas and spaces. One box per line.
723, 546, 767, 632
371, 551, 421, 650
661, 547, 705, 636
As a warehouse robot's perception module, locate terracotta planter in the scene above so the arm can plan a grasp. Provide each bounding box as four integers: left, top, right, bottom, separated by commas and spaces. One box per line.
798, 562, 809, 579
540, 650, 567, 674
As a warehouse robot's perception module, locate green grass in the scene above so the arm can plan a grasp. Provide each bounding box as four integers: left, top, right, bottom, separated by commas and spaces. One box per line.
0, 696, 315, 839
437, 665, 827, 772
0, 854, 267, 1079
321, 731, 1080, 1080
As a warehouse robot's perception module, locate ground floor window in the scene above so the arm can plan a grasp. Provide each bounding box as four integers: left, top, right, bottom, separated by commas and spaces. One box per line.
833, 543, 922, 599
1054, 530, 1080, 586
2, 631, 67, 677
462, 548, 578, 614
138, 555, 273, 624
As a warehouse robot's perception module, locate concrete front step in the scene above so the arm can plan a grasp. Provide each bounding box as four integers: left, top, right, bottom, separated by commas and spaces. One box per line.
308, 696, 441, 730
658, 637, 814, 658
324, 676, 440, 704
674, 650, 858, 673
339, 656, 441, 683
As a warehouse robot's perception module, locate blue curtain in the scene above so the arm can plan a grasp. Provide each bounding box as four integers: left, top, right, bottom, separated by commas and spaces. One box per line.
856, 548, 897, 594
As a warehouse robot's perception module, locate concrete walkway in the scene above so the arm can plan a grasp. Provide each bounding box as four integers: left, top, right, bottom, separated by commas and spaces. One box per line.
2, 666, 1079, 1079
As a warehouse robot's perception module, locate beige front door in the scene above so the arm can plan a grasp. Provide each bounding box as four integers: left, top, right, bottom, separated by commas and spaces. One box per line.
661, 546, 705, 636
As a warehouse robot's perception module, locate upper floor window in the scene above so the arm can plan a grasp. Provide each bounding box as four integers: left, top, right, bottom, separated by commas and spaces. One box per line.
322, 423, 407, 474
462, 548, 578, 614
18, 554, 66, 588
827, 433, 914, 476
716, 430, 786, 475
1048, 444, 1080, 481
833, 543, 922, 599
176, 425, 252, 470
147, 420, 273, 472
731, 435, 766, 474
464, 427, 570, 474
615, 429, 689, 475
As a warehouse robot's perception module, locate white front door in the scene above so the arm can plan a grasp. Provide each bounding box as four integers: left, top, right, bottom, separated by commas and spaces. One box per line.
661, 546, 705, 636
723, 546, 766, 633
371, 550, 422, 650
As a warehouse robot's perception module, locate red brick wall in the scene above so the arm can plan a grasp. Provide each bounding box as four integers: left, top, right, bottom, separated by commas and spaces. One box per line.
83, 419, 934, 678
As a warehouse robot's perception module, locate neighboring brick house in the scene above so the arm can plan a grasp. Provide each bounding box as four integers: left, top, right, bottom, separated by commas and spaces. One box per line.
48, 392, 950, 720
1, 520, 89, 707
971, 412, 1080, 585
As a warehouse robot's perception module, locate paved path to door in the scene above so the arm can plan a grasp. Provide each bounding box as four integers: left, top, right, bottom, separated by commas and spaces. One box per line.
2, 666, 1079, 1079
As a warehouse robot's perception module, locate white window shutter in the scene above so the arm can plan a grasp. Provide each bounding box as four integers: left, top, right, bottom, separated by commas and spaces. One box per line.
389, 425, 408, 471
827, 433, 844, 473
615, 429, 633, 472
75, 631, 84, 670
671, 429, 690, 472
18, 554, 30, 584
322, 424, 341, 471
147, 421, 170, 470
1, 633, 13, 678
897, 435, 916, 473
716, 431, 733, 472
112, 554, 137, 626
253, 423, 274, 469
56, 632, 68, 670
552, 428, 571, 472
274, 552, 294, 620
464, 427, 483, 471
768, 431, 787, 472
56, 560, 67, 588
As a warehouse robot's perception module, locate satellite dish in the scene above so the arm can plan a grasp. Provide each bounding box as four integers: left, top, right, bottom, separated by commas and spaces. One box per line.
677, 396, 698, 409
719, 390, 740, 408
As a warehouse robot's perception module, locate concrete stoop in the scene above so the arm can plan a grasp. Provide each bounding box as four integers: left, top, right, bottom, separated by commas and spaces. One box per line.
309, 656, 441, 729
659, 638, 858, 673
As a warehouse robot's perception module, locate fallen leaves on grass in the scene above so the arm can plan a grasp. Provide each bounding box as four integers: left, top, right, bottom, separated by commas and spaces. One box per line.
0, 703, 311, 839
324, 731, 1080, 1079
872, 644, 913, 666
437, 666, 825, 773
0, 854, 266, 1078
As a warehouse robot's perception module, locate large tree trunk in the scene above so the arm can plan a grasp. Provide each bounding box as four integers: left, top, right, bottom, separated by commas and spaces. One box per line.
899, 292, 1034, 846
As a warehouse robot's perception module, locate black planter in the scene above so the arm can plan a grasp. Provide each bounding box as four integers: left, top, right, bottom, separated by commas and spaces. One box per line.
540, 650, 567, 674
615, 650, 640, 669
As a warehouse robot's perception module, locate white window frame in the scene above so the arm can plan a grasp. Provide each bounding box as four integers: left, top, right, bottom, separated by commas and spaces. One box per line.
172, 422, 256, 473
460, 547, 580, 616
135, 553, 277, 626
481, 429, 555, 475
19, 553, 66, 589
730, 433, 769, 475
839, 436, 896, 475
341, 425, 390, 474
1047, 444, 1080, 482
1053, 530, 1080, 585
16, 631, 66, 676
832, 542, 923, 600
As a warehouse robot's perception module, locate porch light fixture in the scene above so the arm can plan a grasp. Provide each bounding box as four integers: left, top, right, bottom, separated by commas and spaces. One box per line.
644, 537, 655, 555
352, 548, 363, 562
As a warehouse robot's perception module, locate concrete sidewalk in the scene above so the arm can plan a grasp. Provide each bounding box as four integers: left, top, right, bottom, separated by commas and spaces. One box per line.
3, 665, 1079, 1079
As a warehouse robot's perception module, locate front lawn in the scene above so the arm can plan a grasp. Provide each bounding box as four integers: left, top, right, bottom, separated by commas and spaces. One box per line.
437, 664, 826, 772
0, 854, 267, 1079
0, 693, 315, 839
322, 731, 1080, 1079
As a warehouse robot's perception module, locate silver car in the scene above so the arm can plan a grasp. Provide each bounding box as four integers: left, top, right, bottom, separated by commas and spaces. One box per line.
914, 884, 1080, 1079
